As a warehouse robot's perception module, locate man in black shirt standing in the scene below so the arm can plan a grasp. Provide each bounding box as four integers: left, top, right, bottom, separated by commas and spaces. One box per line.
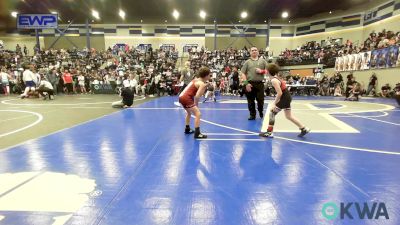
112, 81, 134, 108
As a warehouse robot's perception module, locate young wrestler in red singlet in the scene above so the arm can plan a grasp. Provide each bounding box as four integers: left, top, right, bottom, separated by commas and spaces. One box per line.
179, 67, 211, 139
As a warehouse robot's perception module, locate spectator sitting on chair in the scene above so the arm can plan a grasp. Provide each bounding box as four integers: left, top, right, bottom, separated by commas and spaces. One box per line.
345, 76, 356, 99
334, 84, 342, 97
348, 82, 361, 101
112, 80, 134, 108
380, 84, 391, 98
158, 77, 167, 96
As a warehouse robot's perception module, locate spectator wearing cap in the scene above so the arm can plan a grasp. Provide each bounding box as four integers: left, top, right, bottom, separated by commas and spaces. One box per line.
380, 84, 391, 98
112, 80, 134, 108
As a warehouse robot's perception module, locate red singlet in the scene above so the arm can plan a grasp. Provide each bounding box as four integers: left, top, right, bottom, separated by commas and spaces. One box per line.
179, 80, 199, 108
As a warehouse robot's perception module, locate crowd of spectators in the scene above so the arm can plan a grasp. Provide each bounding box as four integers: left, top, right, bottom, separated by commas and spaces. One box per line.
278, 29, 400, 67
0, 44, 181, 97
271, 72, 400, 103
1, 43, 399, 106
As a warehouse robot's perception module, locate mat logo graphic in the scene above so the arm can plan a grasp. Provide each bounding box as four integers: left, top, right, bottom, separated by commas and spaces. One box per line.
322, 202, 389, 220
17, 14, 58, 29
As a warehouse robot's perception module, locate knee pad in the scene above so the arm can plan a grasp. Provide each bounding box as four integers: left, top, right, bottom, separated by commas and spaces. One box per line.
269, 110, 278, 126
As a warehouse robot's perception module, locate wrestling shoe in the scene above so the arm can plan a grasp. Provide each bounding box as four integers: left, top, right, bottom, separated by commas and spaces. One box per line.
259, 132, 274, 138
298, 127, 310, 137
195, 133, 208, 139
185, 128, 195, 134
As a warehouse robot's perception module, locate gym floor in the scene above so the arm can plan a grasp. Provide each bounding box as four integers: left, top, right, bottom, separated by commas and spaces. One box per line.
0, 94, 399, 225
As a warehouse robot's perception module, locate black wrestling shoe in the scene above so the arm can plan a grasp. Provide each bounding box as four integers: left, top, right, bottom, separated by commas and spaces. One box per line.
248, 116, 256, 120
195, 133, 208, 139
298, 127, 310, 137
259, 112, 264, 118
259, 132, 274, 138
185, 129, 195, 134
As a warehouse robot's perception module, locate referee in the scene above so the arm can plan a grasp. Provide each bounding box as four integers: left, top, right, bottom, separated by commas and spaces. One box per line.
241, 47, 268, 120
179, 61, 195, 94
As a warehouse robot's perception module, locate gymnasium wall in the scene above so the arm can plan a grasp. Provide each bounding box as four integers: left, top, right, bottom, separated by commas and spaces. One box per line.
0, 35, 44, 53
42, 36, 105, 51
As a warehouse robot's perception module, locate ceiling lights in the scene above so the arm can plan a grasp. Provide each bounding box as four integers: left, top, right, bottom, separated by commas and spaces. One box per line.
240, 11, 248, 19
92, 9, 100, 20
172, 9, 180, 20
119, 9, 126, 20
199, 10, 206, 19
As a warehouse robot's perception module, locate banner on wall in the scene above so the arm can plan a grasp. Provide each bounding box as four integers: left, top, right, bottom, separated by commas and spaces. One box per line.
364, 10, 378, 23
160, 44, 175, 52
137, 44, 152, 52
387, 45, 399, 68
354, 53, 362, 71
91, 84, 116, 94
348, 54, 356, 71
397, 49, 400, 67
183, 44, 198, 52
361, 51, 371, 70
370, 49, 379, 69
379, 48, 389, 69
343, 54, 349, 71
338, 56, 345, 72
17, 14, 58, 29
333, 46, 400, 71
335, 57, 340, 71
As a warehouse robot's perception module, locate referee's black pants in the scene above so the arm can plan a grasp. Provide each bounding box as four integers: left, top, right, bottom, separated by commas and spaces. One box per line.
245, 81, 265, 117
